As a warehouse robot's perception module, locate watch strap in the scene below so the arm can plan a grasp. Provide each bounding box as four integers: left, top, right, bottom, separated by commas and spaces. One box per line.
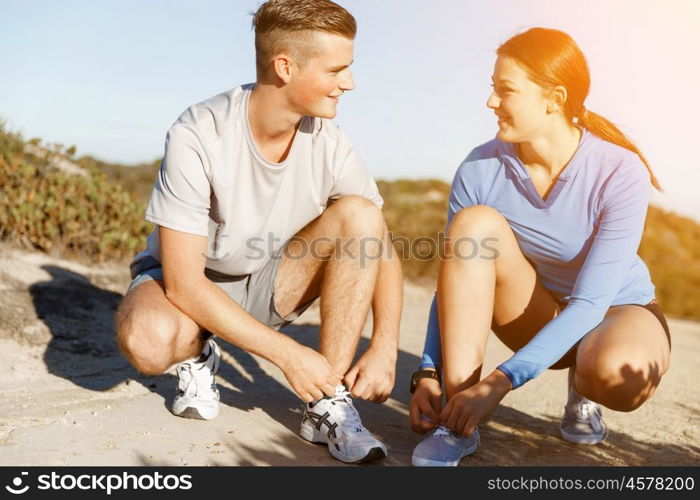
410, 369, 441, 393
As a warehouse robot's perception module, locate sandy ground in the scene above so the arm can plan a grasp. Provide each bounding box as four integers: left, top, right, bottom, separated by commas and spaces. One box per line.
0, 243, 698, 466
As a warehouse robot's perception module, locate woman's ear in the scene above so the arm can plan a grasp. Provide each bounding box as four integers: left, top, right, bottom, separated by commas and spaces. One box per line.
272, 54, 295, 84
547, 85, 568, 114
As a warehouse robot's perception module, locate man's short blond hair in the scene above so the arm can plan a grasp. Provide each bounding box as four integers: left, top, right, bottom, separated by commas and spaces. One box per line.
252, 0, 356, 78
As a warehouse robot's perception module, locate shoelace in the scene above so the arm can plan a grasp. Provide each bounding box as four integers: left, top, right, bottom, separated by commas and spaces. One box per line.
574, 398, 603, 433
432, 425, 453, 437
177, 351, 216, 398
327, 388, 364, 433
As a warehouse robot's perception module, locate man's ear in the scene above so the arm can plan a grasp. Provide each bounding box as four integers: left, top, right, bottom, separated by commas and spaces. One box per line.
272, 54, 295, 84
547, 84, 568, 114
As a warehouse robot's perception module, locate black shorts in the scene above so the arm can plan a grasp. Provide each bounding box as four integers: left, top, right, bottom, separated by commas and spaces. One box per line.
552, 297, 671, 369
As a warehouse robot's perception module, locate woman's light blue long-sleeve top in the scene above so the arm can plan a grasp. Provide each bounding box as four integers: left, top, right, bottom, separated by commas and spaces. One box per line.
419, 129, 655, 388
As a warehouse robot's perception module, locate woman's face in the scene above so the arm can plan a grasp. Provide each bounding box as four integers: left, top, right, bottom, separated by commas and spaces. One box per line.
486, 56, 551, 143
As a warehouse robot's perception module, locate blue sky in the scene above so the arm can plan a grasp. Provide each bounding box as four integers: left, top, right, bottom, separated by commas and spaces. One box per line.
2, 0, 699, 220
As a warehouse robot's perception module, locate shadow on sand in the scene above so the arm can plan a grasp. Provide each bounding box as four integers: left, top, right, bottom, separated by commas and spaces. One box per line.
29, 265, 699, 466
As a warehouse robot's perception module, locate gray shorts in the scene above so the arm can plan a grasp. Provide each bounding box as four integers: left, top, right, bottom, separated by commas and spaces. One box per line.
126, 253, 317, 331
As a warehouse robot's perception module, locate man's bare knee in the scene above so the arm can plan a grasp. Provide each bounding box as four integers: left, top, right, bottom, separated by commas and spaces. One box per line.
327, 195, 384, 238
117, 310, 180, 375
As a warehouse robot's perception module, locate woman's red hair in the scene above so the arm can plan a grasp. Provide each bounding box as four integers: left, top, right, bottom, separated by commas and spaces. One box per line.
498, 28, 661, 190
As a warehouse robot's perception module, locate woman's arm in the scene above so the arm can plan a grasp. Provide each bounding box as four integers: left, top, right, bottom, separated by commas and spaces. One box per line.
419, 294, 442, 369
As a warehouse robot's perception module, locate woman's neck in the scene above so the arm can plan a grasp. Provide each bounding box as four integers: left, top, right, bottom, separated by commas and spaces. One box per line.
517, 121, 582, 178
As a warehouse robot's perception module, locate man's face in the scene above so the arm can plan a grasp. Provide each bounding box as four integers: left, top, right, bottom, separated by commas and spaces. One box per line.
287, 32, 355, 119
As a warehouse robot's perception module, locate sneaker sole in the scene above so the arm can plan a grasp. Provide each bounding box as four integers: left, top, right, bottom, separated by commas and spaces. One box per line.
172, 397, 220, 420
411, 440, 479, 467
560, 428, 606, 445
300, 421, 387, 464
172, 407, 216, 420
355, 447, 387, 464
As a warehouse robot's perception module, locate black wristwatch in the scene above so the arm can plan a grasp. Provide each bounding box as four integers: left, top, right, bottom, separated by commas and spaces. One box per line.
409, 369, 441, 393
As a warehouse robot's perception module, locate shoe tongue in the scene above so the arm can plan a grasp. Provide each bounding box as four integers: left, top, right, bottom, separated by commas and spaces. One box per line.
567, 384, 582, 404
182, 342, 211, 366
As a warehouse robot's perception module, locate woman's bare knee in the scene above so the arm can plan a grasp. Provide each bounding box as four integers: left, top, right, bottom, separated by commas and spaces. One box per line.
448, 204, 507, 238
575, 307, 669, 411
575, 354, 662, 412
440, 204, 561, 354
447, 205, 523, 272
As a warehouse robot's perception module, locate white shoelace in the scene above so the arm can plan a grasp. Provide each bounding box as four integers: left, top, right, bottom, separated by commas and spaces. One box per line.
574, 398, 603, 433
327, 388, 364, 433
177, 345, 217, 398
177, 363, 212, 397
432, 425, 453, 437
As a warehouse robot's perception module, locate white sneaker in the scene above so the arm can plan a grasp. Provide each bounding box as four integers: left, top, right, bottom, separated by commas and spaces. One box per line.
560, 368, 608, 444
171, 338, 221, 420
299, 385, 387, 464
411, 425, 479, 466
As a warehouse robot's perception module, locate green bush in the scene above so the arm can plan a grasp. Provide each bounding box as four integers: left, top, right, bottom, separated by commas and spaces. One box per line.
0, 124, 151, 263
639, 206, 700, 318
378, 179, 451, 279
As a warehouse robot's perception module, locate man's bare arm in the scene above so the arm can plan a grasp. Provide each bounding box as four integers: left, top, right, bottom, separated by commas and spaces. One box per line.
159, 226, 341, 401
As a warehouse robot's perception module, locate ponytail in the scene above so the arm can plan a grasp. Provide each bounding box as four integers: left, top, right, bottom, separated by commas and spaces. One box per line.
579, 108, 662, 191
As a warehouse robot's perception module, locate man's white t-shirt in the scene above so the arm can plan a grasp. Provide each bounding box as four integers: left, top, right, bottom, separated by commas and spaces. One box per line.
130, 83, 384, 277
